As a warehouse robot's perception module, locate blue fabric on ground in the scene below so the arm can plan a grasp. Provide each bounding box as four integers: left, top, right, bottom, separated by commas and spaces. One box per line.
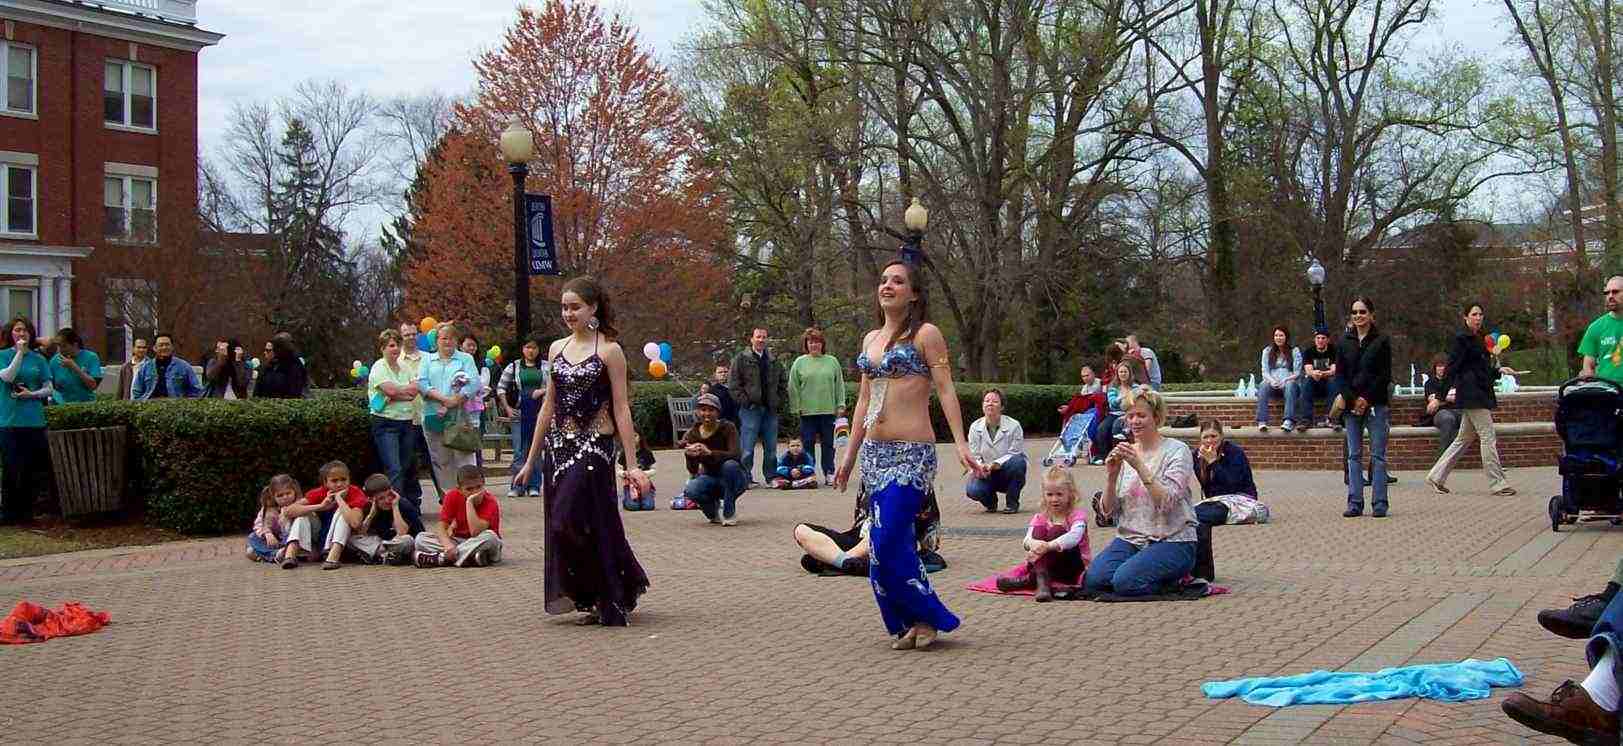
1201, 658, 1524, 706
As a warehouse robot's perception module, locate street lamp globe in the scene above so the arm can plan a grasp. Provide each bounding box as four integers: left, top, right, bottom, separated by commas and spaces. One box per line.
499, 118, 534, 164
904, 197, 929, 233
1306, 257, 1326, 288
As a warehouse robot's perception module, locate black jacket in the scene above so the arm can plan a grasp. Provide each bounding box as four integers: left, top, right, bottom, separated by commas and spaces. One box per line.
1335, 325, 1392, 406
254, 358, 309, 399
1443, 329, 1500, 410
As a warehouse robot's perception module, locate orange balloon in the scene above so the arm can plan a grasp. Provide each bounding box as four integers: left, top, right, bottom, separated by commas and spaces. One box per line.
649, 360, 668, 379
419, 316, 438, 333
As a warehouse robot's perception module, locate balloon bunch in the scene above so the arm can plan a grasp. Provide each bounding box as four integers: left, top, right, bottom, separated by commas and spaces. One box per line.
485, 345, 503, 369
416, 317, 439, 353
641, 341, 673, 378
247, 358, 260, 371
1483, 331, 1512, 355
350, 359, 370, 381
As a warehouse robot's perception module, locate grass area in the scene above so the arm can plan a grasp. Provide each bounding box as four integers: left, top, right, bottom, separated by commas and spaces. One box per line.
0, 518, 189, 560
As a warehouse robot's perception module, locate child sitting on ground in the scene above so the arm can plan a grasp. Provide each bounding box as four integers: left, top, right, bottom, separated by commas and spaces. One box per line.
280, 461, 367, 569
997, 466, 1091, 602
618, 434, 658, 511
772, 438, 818, 489
246, 474, 300, 563
414, 464, 503, 568
320, 474, 421, 569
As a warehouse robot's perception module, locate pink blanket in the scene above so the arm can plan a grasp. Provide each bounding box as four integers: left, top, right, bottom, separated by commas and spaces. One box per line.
965, 562, 1084, 596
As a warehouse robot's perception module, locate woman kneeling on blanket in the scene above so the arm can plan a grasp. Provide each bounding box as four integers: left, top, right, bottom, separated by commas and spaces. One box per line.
996, 466, 1091, 601
1194, 419, 1269, 525
1085, 388, 1199, 596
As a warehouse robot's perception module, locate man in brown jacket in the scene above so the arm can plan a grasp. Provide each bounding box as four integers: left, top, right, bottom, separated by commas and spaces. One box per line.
117, 337, 149, 400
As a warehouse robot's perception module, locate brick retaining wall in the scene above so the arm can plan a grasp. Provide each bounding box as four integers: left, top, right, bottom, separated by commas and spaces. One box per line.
1166, 390, 1556, 428
1162, 428, 1560, 471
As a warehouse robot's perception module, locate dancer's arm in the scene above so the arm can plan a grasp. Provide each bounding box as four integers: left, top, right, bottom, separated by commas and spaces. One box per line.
919, 324, 973, 472
833, 334, 878, 492
603, 342, 650, 494
515, 341, 562, 483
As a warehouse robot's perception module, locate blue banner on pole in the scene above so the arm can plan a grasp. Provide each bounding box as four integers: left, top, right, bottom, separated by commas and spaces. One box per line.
525, 194, 558, 276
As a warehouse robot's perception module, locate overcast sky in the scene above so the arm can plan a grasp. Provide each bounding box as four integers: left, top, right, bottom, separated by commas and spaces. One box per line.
191, 0, 1522, 233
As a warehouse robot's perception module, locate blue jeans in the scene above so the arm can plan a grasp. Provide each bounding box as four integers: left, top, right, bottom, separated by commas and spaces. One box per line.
370, 416, 424, 532
1345, 404, 1390, 513
1587, 591, 1623, 696
965, 454, 1029, 510
511, 400, 543, 492
799, 413, 837, 478
683, 460, 746, 520
247, 532, 280, 561
1293, 377, 1339, 424
1255, 381, 1298, 425
738, 405, 779, 483
1084, 537, 1197, 596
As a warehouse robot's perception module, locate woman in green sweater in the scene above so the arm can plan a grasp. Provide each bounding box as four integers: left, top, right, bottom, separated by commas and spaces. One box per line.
789, 327, 846, 485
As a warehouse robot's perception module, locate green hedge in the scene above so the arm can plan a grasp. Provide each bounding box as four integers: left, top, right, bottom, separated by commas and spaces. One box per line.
47, 393, 376, 535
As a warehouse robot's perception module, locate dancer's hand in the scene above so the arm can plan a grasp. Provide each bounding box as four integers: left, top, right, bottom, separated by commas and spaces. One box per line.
833, 461, 853, 493
955, 444, 975, 475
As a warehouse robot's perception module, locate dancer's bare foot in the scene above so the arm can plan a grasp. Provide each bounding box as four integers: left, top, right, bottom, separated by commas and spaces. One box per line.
890, 628, 917, 650
913, 624, 937, 649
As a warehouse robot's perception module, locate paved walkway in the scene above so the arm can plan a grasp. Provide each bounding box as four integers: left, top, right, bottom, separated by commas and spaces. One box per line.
0, 439, 1614, 744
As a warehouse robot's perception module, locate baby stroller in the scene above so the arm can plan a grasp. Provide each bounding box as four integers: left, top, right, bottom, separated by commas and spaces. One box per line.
1044, 410, 1097, 468
1549, 377, 1623, 531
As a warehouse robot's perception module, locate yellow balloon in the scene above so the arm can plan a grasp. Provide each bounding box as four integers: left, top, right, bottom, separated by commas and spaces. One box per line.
1497, 335, 1511, 352
649, 360, 668, 379
418, 316, 438, 333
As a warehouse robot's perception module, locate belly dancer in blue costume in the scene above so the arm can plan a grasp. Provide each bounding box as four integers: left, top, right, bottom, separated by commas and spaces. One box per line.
834, 257, 976, 650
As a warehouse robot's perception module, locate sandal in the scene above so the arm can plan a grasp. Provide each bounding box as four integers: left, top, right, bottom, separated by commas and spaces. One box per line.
280, 555, 299, 569
914, 626, 937, 650
891, 628, 917, 650
576, 612, 601, 626
321, 560, 341, 570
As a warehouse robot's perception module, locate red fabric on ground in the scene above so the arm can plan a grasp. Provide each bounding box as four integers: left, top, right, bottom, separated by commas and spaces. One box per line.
0, 601, 110, 644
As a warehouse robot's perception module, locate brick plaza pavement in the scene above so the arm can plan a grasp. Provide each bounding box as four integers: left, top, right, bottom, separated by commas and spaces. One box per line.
0, 438, 1618, 744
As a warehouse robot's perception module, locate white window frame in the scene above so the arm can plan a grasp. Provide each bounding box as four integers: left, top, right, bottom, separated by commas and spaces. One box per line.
0, 155, 38, 239
0, 41, 37, 119
104, 171, 157, 244
104, 59, 157, 132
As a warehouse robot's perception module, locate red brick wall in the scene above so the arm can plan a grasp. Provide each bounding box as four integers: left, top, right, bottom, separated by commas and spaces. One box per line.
0, 17, 201, 357
1167, 431, 1561, 471
1167, 391, 1556, 427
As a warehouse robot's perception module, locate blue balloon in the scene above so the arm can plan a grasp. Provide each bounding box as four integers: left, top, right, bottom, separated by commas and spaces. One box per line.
416, 333, 432, 352
356, 364, 370, 379
659, 341, 672, 363
485, 356, 496, 369
421, 330, 437, 352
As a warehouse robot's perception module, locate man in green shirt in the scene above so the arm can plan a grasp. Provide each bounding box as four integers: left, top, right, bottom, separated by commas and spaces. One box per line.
1580, 275, 1623, 384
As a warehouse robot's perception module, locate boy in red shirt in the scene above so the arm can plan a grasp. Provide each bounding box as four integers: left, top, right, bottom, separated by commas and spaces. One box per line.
414, 464, 503, 568
279, 460, 366, 569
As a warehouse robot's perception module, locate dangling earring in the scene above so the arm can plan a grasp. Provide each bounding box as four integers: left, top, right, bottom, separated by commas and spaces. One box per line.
586, 316, 600, 331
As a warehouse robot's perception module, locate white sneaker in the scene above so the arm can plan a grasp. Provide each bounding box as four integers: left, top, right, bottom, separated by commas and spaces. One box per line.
527, 488, 541, 497
1282, 419, 1294, 432
506, 487, 522, 497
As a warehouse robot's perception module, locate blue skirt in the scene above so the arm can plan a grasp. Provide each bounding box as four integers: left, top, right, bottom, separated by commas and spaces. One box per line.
862, 440, 960, 637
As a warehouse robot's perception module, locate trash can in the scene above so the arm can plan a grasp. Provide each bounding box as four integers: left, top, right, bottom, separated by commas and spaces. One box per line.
47, 426, 127, 517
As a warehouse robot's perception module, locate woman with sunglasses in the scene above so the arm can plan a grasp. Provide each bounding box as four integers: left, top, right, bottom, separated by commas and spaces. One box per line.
1336, 297, 1393, 518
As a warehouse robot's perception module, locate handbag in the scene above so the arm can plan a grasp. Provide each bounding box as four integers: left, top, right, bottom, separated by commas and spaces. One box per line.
442, 407, 481, 453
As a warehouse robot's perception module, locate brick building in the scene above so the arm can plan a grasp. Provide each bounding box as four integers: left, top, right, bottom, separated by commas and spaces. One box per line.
0, 0, 221, 362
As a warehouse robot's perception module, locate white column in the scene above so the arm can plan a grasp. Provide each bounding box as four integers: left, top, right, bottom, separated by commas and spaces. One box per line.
37, 275, 54, 338
56, 276, 71, 331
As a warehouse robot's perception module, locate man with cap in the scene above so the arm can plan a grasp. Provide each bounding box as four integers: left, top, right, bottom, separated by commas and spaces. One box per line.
678, 392, 746, 526
1293, 325, 1340, 430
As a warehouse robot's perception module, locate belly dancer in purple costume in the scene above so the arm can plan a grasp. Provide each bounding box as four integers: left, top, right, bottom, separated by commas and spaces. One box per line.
515, 277, 652, 626
834, 256, 976, 650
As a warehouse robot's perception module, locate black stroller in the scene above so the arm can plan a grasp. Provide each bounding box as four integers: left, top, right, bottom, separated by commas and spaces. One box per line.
1549, 376, 1623, 531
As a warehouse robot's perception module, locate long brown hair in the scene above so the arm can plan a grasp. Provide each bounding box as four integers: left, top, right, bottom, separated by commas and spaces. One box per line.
562, 276, 620, 340
875, 259, 929, 349
260, 473, 301, 510
1268, 325, 1292, 370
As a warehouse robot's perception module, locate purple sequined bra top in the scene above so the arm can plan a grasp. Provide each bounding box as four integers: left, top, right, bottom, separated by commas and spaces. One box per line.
549, 353, 613, 434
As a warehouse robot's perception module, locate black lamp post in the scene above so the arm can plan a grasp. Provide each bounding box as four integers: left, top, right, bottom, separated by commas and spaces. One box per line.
1307, 257, 1327, 330
500, 118, 536, 345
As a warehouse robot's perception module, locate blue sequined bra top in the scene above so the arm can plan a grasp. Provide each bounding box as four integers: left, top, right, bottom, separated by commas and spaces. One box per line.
855, 343, 929, 379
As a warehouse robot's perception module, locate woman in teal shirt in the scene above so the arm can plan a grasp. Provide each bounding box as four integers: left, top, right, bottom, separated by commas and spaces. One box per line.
49, 327, 103, 404
417, 322, 483, 491
788, 327, 846, 485
0, 317, 53, 525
